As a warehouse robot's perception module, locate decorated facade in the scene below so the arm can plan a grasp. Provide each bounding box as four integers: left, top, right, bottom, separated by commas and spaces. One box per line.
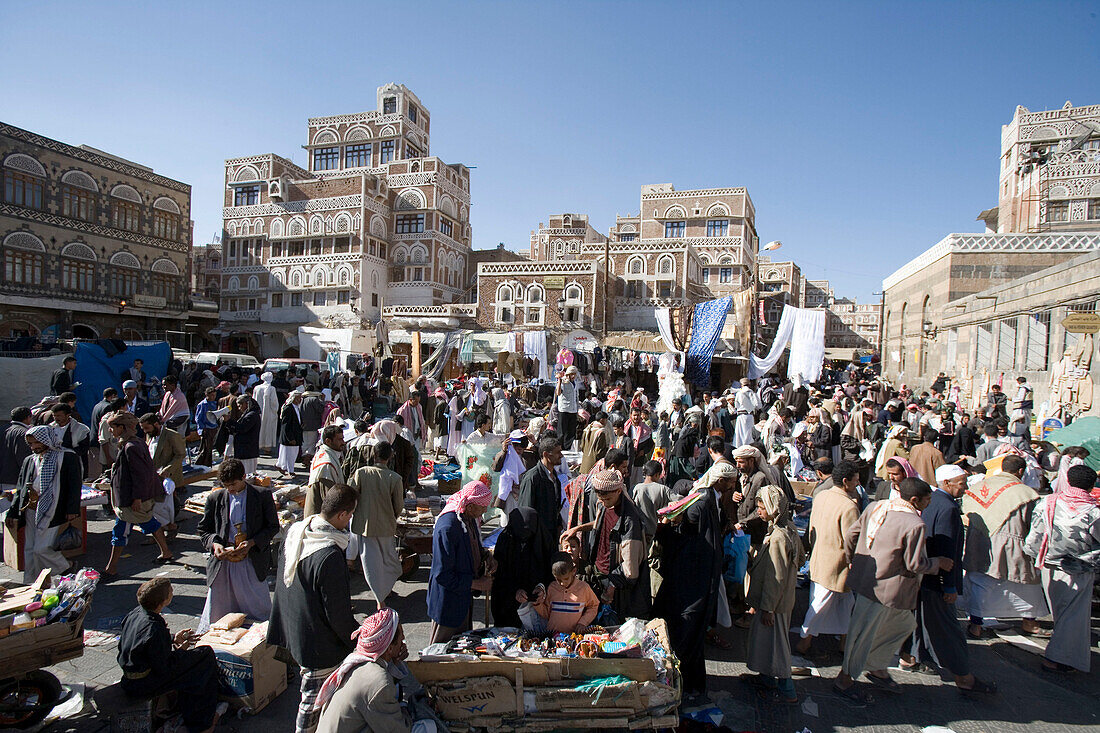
219, 83, 472, 355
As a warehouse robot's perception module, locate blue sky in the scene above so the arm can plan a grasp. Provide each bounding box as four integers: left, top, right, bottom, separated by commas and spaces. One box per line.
3, 1, 1097, 300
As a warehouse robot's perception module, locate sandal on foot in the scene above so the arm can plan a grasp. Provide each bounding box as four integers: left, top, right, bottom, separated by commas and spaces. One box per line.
1020, 626, 1052, 638
900, 661, 939, 676
959, 677, 997, 695
832, 684, 873, 707
153, 555, 175, 565
1041, 660, 1076, 674
966, 624, 984, 639
865, 672, 902, 694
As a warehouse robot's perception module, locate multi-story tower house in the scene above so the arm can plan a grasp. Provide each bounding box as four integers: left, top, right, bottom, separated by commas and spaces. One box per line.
219, 84, 472, 355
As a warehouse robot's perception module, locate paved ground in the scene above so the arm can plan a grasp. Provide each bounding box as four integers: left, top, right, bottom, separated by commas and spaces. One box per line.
3, 455, 1098, 732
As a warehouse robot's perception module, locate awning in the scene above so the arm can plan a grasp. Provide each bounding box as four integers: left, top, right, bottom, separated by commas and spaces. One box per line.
824, 347, 860, 361
602, 331, 667, 353
388, 329, 448, 347
462, 332, 510, 362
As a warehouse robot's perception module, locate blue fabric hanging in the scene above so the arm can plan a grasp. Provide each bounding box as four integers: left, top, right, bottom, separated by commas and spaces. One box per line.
684, 296, 732, 387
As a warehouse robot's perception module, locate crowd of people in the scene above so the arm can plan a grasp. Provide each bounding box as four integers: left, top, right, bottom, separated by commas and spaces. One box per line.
1, 351, 1098, 731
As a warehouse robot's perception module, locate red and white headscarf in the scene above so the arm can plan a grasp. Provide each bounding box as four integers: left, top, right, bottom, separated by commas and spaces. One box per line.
440, 479, 492, 517
316, 608, 400, 709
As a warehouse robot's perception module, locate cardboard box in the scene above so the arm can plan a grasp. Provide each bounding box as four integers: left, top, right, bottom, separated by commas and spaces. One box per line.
198, 621, 287, 713
432, 676, 515, 719
3, 523, 24, 571
790, 480, 816, 498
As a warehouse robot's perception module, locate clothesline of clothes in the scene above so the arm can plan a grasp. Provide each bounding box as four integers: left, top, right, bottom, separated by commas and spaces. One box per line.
604, 348, 664, 375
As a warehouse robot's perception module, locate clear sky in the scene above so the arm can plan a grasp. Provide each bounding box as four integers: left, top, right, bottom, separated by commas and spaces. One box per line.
3, 1, 1097, 300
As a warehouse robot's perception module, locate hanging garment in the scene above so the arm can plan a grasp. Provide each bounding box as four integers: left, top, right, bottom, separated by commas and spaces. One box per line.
685, 296, 733, 387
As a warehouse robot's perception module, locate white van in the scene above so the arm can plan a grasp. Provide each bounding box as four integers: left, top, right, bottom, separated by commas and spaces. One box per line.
193, 352, 261, 367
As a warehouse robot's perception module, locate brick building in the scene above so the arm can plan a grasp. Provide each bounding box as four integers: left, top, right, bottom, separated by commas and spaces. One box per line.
190, 241, 221, 300
0, 122, 191, 342
219, 83, 472, 356
509, 183, 750, 334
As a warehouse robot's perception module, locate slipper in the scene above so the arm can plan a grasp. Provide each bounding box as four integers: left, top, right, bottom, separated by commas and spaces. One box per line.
739, 673, 770, 689
966, 625, 985, 640
832, 684, 873, 707
958, 677, 997, 695
899, 661, 939, 676
154, 556, 176, 565
1020, 627, 1052, 639
865, 672, 902, 694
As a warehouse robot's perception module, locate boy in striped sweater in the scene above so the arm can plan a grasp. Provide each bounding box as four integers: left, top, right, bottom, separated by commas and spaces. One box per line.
517, 554, 600, 633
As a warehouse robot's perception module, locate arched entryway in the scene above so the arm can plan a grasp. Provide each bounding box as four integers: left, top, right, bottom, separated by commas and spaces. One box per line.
72, 324, 99, 340
1, 320, 39, 338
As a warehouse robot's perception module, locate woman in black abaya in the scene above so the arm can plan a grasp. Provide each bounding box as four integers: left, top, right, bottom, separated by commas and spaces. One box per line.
653, 462, 731, 697
490, 507, 552, 628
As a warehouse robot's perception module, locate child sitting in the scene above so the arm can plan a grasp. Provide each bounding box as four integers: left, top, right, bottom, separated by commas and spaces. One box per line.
516, 553, 600, 633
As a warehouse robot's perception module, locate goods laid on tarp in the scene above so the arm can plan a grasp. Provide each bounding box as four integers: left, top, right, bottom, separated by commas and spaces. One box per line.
408, 618, 679, 730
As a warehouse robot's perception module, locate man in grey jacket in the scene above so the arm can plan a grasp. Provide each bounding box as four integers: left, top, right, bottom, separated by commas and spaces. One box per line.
300, 391, 326, 460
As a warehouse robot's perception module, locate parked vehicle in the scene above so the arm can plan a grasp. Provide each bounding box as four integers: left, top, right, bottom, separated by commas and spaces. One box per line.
194, 352, 260, 368
262, 358, 320, 376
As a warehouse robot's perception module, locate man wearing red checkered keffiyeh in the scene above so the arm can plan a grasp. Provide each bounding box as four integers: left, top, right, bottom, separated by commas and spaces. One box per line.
315, 608, 412, 731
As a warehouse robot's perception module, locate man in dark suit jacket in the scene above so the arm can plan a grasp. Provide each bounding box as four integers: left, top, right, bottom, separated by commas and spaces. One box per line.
197, 458, 279, 625
1, 407, 34, 492
267, 485, 359, 733
517, 436, 564, 553
907, 468, 996, 694
299, 392, 326, 459
50, 356, 77, 396
122, 380, 151, 417
226, 396, 262, 474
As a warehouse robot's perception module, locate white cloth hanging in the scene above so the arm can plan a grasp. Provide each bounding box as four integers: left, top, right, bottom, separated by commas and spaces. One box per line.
788, 308, 825, 383
655, 307, 680, 356
748, 305, 825, 384
749, 306, 797, 378
523, 330, 548, 382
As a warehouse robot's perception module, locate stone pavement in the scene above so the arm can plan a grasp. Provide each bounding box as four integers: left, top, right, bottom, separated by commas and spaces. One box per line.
2, 455, 1098, 732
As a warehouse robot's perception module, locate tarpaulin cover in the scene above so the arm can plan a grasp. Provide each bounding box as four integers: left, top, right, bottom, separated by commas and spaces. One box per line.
1044, 416, 1100, 471
0, 355, 67, 419
73, 341, 172, 424
685, 296, 732, 387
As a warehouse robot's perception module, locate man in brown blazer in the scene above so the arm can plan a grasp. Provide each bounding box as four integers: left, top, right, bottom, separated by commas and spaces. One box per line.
140, 413, 187, 531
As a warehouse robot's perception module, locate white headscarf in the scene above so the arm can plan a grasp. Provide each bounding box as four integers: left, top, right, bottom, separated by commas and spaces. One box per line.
281, 514, 350, 587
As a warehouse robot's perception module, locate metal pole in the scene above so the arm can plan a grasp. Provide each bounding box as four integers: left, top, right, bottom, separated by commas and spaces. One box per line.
602, 235, 609, 336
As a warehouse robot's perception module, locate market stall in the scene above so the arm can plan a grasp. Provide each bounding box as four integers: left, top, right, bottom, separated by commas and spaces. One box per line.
408, 618, 680, 731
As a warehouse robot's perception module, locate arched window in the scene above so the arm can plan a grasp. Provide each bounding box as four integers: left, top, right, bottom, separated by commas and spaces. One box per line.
527, 284, 543, 303
4, 154, 46, 209
109, 251, 141, 298
228, 276, 240, 291
60, 242, 96, 292
627, 256, 645, 276
393, 248, 408, 264
339, 267, 350, 285
61, 171, 99, 221
565, 284, 583, 302
3, 232, 46, 286
291, 271, 302, 288
110, 185, 142, 232
247, 276, 259, 291
497, 284, 513, 302
657, 256, 674, 275
719, 255, 734, 265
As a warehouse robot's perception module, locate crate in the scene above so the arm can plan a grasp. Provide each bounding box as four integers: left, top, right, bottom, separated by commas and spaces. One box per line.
0, 571, 87, 677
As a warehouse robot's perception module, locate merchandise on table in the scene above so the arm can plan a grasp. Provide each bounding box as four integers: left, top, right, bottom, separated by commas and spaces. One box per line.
409, 618, 680, 729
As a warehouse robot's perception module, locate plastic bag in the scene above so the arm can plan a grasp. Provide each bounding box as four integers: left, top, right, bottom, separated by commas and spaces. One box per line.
54, 524, 83, 551
723, 530, 751, 585
596, 603, 619, 627
613, 617, 646, 646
